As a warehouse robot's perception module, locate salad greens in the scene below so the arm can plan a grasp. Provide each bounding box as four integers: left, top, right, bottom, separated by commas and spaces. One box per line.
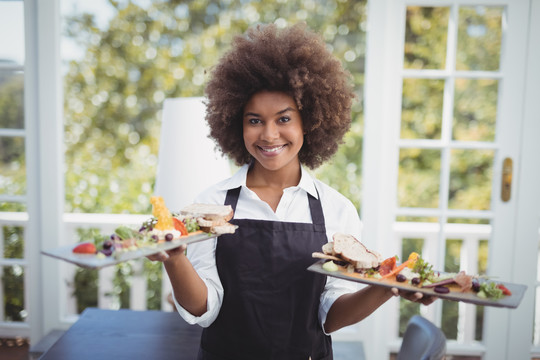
477, 281, 504, 299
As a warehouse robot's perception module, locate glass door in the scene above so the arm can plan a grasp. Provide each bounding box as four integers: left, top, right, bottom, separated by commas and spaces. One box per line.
362, 0, 535, 358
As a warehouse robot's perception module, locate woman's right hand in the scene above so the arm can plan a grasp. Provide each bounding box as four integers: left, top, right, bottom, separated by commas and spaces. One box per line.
146, 244, 187, 263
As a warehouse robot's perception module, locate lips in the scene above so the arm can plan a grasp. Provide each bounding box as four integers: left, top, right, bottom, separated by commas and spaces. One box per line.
258, 145, 286, 154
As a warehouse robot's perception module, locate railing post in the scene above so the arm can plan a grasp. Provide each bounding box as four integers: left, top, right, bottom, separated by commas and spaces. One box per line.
161, 266, 174, 312
98, 267, 116, 309
130, 261, 147, 311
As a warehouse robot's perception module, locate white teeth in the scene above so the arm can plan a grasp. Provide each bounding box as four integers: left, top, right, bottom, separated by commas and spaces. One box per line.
260, 146, 284, 153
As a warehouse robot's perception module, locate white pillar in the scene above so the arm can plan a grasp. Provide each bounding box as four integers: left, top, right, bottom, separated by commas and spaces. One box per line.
25, 0, 65, 344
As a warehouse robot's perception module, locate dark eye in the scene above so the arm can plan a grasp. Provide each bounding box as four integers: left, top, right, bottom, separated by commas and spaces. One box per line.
248, 118, 261, 125
279, 116, 291, 123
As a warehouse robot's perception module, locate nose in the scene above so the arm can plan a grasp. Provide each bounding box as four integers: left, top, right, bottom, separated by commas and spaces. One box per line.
261, 121, 279, 141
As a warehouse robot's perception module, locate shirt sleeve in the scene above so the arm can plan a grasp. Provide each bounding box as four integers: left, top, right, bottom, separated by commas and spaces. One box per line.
319, 276, 361, 334
172, 236, 224, 327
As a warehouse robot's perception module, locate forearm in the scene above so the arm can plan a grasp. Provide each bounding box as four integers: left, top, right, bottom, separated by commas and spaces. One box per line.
324, 285, 394, 333
163, 253, 208, 317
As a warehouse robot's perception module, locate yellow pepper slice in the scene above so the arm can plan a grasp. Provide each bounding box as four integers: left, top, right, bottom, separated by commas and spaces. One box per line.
150, 196, 174, 231
407, 252, 419, 268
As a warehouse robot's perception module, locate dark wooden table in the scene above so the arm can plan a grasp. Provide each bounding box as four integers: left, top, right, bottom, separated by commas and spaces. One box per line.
40, 308, 202, 359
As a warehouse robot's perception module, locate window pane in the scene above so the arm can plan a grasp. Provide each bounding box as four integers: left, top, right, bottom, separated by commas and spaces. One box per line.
2, 226, 24, 259
536, 235, 540, 345
398, 149, 441, 208
401, 78, 444, 139
0, 1, 25, 66
0, 136, 26, 196
2, 265, 26, 322
448, 217, 490, 225
449, 149, 494, 210
0, 202, 26, 212
399, 238, 424, 336
475, 239, 489, 342
404, 6, 450, 70
396, 216, 438, 223
0, 70, 24, 129
453, 78, 498, 142
478, 239, 489, 276
442, 238, 462, 340
456, 6, 503, 71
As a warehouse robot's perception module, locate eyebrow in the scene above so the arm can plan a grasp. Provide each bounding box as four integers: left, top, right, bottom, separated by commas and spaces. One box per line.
243, 107, 297, 117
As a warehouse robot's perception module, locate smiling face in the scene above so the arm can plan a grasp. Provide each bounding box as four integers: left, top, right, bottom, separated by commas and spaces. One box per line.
243, 90, 304, 174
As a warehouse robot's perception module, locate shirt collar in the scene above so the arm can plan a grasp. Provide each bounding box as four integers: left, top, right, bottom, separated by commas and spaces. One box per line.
217, 164, 319, 199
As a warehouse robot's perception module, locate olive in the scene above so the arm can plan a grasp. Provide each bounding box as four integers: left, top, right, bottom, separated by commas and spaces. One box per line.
100, 248, 114, 257
165, 233, 174, 242
102, 240, 113, 250
472, 279, 480, 292
151, 235, 159, 242
434, 286, 450, 294
396, 274, 407, 282
411, 277, 421, 286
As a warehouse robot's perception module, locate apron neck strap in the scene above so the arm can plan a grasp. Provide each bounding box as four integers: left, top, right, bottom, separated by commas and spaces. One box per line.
224, 186, 326, 231
224, 186, 241, 211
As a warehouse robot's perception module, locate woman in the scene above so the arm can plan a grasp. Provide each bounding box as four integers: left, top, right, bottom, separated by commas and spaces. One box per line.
150, 23, 434, 360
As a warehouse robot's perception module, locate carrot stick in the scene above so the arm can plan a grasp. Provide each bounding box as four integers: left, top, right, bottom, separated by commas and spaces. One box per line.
381, 259, 412, 279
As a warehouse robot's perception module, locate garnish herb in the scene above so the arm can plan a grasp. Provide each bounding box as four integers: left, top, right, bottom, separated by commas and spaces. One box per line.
412, 257, 434, 282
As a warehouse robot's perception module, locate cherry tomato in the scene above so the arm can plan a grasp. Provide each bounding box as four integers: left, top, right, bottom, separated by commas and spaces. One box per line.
172, 218, 188, 236
497, 284, 512, 296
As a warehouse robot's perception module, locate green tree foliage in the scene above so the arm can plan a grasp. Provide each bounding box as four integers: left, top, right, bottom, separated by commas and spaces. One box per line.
2, 226, 25, 321
63, 0, 368, 214
0, 71, 26, 203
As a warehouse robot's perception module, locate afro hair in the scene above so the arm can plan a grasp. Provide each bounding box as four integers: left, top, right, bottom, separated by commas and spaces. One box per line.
204, 22, 355, 169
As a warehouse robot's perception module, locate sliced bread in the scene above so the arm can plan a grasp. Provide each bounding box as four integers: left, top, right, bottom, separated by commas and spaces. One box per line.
180, 203, 234, 222
332, 233, 382, 269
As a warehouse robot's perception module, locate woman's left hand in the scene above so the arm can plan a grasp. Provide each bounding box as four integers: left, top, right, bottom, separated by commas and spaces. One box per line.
391, 287, 438, 306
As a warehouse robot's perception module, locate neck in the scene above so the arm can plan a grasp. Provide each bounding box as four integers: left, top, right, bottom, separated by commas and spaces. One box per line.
246, 161, 302, 190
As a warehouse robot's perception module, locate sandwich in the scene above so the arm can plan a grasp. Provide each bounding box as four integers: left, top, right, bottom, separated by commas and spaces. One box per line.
313, 233, 382, 271
179, 203, 237, 235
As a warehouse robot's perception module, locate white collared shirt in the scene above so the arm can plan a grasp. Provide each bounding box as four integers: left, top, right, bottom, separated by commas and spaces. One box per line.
173, 164, 362, 332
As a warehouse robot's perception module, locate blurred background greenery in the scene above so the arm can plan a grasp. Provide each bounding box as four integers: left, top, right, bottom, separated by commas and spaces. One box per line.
0, 0, 501, 342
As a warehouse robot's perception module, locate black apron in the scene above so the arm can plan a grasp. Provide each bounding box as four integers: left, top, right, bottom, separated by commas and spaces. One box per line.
198, 186, 332, 360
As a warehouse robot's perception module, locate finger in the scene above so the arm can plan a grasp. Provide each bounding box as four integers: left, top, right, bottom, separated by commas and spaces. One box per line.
148, 251, 169, 262
391, 287, 399, 296
420, 296, 439, 305
414, 292, 423, 300
166, 244, 187, 256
